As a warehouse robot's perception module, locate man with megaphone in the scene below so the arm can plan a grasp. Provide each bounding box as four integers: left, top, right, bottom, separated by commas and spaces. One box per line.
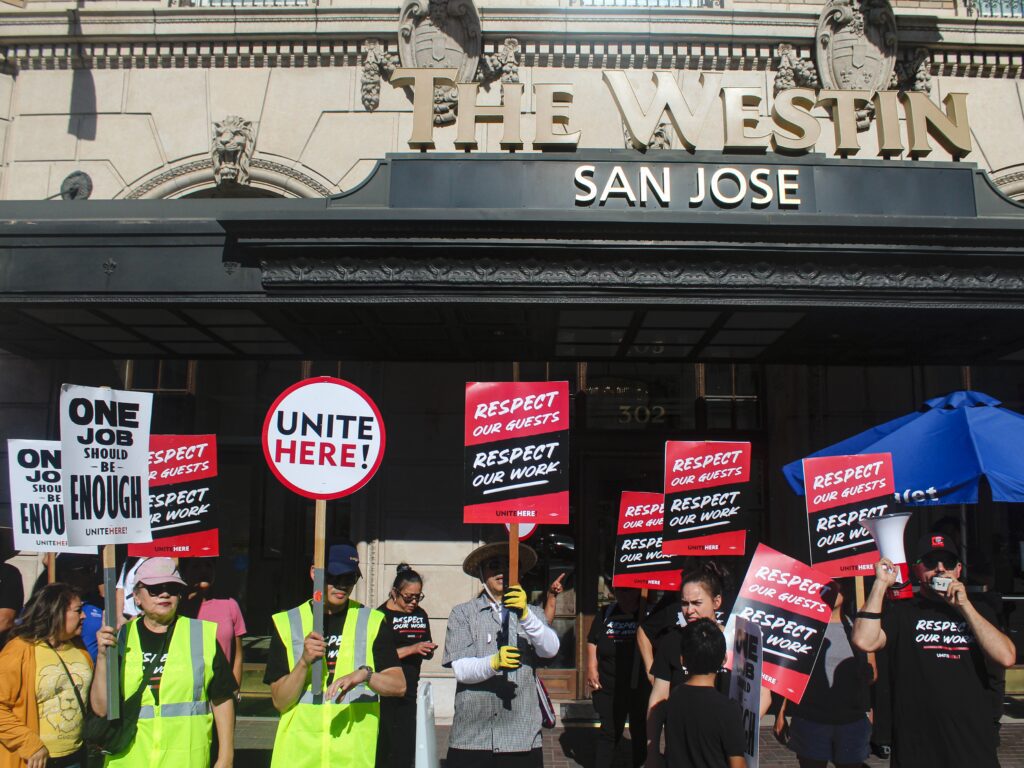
852, 532, 1015, 768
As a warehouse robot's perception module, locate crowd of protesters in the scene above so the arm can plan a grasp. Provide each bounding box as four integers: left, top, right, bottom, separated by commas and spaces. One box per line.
0, 523, 1013, 768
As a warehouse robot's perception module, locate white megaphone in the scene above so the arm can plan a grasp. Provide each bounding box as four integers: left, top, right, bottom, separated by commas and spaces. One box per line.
860, 512, 914, 600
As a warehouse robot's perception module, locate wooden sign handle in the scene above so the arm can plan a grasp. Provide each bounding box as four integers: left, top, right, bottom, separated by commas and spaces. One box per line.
102, 544, 120, 719
311, 498, 327, 705
47, 553, 56, 584
508, 523, 519, 586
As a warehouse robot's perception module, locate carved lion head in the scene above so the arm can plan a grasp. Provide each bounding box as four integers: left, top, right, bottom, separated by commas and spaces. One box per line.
211, 116, 255, 186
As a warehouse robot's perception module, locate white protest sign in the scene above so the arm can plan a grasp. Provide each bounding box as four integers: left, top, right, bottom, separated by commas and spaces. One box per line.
730, 616, 763, 768
60, 385, 153, 546
7, 440, 92, 553
262, 377, 386, 499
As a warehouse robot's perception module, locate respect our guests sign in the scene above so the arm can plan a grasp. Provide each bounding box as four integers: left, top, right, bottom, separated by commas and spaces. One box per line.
611, 491, 684, 590
662, 441, 751, 557
463, 381, 570, 524
802, 453, 895, 578
725, 544, 837, 703
60, 385, 153, 546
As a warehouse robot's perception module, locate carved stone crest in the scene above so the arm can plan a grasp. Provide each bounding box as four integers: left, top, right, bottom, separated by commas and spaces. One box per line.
816, 0, 897, 92
398, 0, 481, 125
211, 116, 255, 187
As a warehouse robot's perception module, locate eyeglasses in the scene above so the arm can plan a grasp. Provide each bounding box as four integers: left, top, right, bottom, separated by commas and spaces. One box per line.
327, 574, 359, 590
398, 592, 425, 604
140, 583, 183, 598
919, 553, 957, 571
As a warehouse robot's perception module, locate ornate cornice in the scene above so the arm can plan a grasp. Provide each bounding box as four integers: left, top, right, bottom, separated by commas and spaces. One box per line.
124, 157, 331, 199
257, 254, 1024, 297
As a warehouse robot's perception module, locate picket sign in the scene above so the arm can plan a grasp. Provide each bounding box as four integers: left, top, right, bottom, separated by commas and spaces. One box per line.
262, 376, 386, 703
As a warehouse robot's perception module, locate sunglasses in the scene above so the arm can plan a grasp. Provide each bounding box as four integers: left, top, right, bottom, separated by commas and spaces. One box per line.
327, 574, 359, 590
140, 583, 184, 598
398, 592, 425, 604
482, 558, 508, 572
919, 553, 958, 571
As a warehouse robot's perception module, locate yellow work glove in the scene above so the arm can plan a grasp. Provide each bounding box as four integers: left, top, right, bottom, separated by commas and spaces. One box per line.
502, 584, 529, 620
490, 645, 522, 671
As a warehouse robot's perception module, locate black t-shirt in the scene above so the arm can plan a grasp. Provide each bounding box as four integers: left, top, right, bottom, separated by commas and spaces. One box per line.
264, 602, 401, 686
665, 684, 746, 768
587, 604, 645, 693
377, 603, 432, 700
641, 596, 683, 645
651, 626, 732, 695
789, 618, 870, 724
0, 563, 23, 613
881, 596, 1003, 768
135, 619, 237, 705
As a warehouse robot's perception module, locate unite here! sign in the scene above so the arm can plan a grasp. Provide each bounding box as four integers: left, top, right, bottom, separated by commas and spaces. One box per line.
464, 381, 570, 524
262, 377, 386, 500
803, 453, 895, 578
7, 440, 92, 553
612, 491, 684, 590
663, 441, 751, 557
60, 385, 154, 546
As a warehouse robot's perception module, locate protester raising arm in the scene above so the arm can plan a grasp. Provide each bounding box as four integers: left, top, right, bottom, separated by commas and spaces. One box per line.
942, 576, 1016, 668
852, 558, 894, 653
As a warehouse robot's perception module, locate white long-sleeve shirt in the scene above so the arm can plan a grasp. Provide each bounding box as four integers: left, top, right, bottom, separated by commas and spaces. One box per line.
450, 598, 560, 684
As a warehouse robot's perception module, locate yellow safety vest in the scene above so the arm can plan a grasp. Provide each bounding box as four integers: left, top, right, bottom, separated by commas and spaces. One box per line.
105, 616, 217, 768
269, 600, 384, 768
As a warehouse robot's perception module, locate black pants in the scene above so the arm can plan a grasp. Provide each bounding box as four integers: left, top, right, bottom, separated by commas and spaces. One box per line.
49, 748, 87, 768
592, 687, 648, 768
445, 747, 543, 768
378, 695, 418, 768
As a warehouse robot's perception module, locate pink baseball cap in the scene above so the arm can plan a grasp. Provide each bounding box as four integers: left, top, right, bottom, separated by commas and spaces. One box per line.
133, 557, 187, 587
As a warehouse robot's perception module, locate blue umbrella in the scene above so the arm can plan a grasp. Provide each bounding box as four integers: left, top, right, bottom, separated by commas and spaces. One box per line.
782, 390, 1024, 505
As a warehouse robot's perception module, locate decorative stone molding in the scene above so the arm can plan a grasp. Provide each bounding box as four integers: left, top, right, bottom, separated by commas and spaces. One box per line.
60, 171, 93, 201
624, 122, 672, 149
398, 0, 481, 125
816, 0, 897, 91
257, 254, 1024, 296
893, 47, 932, 93
774, 43, 819, 96
360, 39, 398, 112
212, 115, 255, 187
992, 165, 1024, 201
123, 157, 331, 199
477, 37, 520, 86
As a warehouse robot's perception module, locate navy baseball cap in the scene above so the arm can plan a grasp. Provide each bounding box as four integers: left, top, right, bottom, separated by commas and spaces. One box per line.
326, 544, 361, 577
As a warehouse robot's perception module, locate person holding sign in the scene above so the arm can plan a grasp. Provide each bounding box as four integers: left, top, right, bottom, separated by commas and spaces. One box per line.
443, 542, 559, 768
376, 563, 436, 768
0, 584, 92, 768
264, 543, 405, 768
664, 619, 746, 768
91, 558, 238, 767
852, 532, 1015, 768
586, 586, 649, 768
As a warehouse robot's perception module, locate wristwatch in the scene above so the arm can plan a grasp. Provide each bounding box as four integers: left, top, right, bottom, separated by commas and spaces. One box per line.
359, 664, 374, 685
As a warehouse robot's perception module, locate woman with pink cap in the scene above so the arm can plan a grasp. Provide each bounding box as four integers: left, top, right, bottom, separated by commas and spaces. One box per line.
92, 557, 238, 767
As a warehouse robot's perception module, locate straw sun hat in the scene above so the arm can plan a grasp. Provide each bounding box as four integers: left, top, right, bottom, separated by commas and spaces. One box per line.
462, 541, 538, 578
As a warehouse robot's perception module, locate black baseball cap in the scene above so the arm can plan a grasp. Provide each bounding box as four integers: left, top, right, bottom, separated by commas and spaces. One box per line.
914, 532, 961, 564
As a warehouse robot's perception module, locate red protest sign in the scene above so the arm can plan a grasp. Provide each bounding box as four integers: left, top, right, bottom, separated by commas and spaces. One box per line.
464, 381, 569, 524
612, 491, 684, 590
725, 544, 837, 704
129, 435, 219, 558
662, 441, 751, 556
803, 453, 894, 578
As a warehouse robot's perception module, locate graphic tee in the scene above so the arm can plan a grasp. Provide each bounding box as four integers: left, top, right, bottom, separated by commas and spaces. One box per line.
664, 685, 745, 768
881, 596, 1002, 768
34, 642, 92, 758
135, 619, 237, 705
586, 603, 642, 693
377, 604, 432, 700
264, 602, 400, 687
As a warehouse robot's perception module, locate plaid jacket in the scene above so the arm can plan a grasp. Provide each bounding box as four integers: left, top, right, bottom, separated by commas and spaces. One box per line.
442, 593, 546, 752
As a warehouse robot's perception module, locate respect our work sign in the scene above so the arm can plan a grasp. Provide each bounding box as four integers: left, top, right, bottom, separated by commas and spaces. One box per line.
262, 377, 386, 499
803, 453, 895, 578
663, 441, 751, 557
7, 440, 92, 553
129, 434, 219, 558
612, 491, 685, 590
464, 381, 570, 524
60, 385, 153, 546
725, 544, 837, 704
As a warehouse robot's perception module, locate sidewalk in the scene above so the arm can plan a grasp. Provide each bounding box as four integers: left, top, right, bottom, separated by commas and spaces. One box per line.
235, 718, 1024, 767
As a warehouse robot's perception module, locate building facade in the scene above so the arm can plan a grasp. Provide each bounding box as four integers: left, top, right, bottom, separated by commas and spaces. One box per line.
2, 0, 1024, 716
